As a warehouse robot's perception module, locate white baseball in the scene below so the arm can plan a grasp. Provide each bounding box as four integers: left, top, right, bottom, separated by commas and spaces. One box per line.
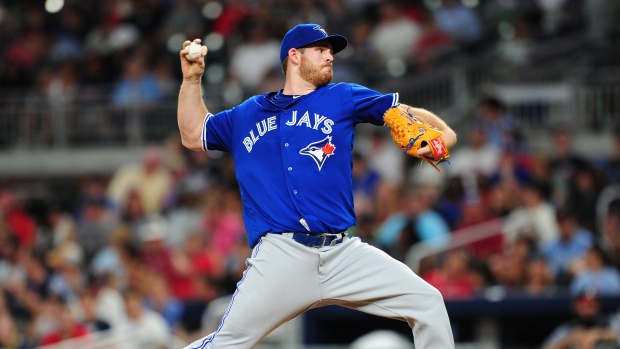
186, 42, 202, 60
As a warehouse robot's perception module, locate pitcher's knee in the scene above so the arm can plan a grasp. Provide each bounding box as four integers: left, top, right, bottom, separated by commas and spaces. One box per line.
405, 284, 449, 320
428, 285, 445, 304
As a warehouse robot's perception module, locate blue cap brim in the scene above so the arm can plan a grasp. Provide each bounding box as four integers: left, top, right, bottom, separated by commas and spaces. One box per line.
299, 35, 348, 55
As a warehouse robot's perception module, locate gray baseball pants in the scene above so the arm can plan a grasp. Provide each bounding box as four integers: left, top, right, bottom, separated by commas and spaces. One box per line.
182, 233, 455, 349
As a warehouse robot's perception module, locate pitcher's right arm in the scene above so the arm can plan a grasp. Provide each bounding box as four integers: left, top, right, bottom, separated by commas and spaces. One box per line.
178, 39, 209, 151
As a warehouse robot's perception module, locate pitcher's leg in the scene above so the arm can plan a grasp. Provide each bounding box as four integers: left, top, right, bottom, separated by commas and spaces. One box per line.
184, 235, 321, 349
320, 238, 454, 349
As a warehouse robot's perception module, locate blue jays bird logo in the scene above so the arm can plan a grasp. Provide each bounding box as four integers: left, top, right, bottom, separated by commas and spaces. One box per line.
313, 25, 328, 36
300, 136, 336, 170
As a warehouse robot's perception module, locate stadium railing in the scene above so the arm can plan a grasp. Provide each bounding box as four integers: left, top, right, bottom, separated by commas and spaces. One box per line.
1, 66, 617, 153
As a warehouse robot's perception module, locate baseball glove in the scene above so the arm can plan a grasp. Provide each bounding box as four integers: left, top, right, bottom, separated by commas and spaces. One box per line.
383, 106, 450, 172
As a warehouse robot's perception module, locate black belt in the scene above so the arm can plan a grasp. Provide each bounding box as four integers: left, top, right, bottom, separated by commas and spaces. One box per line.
280, 231, 348, 248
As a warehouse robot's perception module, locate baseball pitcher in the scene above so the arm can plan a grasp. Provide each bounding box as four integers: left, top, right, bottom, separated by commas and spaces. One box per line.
177, 23, 456, 349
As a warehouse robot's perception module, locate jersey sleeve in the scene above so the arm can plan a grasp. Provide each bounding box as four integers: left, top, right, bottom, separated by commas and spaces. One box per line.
201, 109, 235, 152
349, 83, 399, 125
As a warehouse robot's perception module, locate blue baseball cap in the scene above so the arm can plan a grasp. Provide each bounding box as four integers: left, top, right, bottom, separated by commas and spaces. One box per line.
280, 24, 348, 62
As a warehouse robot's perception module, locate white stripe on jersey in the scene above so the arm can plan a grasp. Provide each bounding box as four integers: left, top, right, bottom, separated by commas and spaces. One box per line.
201, 113, 214, 151
392, 92, 399, 107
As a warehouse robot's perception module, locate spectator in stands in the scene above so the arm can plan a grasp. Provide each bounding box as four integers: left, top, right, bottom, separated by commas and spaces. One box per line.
475, 97, 517, 151
286, 0, 327, 35
321, 0, 349, 39
356, 130, 406, 221
602, 212, 620, 270
547, 124, 591, 210
413, 7, 454, 71
90, 273, 126, 330
486, 179, 519, 219
162, 134, 189, 186
26, 296, 60, 344
447, 126, 501, 203
0, 311, 21, 348
159, 0, 204, 46
83, 9, 139, 59
542, 289, 618, 349
138, 215, 194, 301
117, 240, 147, 294
211, 0, 253, 38
107, 145, 173, 215
345, 20, 380, 83
596, 126, 620, 185
542, 209, 594, 286
0, 188, 37, 249
143, 275, 184, 331
200, 186, 245, 259
488, 129, 535, 188
422, 249, 479, 300
38, 299, 92, 346
455, 192, 504, 259
16, 250, 50, 303
75, 194, 117, 262
228, 20, 281, 94
566, 165, 606, 235
118, 189, 149, 246
90, 227, 130, 291
0, 236, 39, 324
179, 275, 221, 342
153, 57, 180, 102
570, 244, 620, 296
488, 234, 538, 292
46, 242, 85, 305
0, 233, 20, 286
521, 254, 555, 296
502, 179, 559, 246
535, 0, 578, 37
165, 179, 205, 249
178, 233, 222, 281
219, 235, 252, 295
368, 0, 422, 68
22, 69, 55, 146
110, 56, 162, 107
352, 151, 381, 219
494, 11, 539, 69
434, 176, 465, 230
432, 0, 483, 45
0, 5, 50, 88
342, 0, 382, 17
76, 289, 111, 334
46, 204, 78, 252
22, 60, 79, 148
118, 288, 170, 349
351, 214, 380, 247
378, 185, 451, 261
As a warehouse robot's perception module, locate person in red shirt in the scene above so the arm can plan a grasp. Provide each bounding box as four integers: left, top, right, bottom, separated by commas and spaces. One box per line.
39, 301, 91, 346
422, 250, 479, 300
0, 188, 37, 248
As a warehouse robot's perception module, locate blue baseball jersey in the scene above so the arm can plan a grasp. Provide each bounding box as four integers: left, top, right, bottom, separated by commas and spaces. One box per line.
201, 82, 399, 247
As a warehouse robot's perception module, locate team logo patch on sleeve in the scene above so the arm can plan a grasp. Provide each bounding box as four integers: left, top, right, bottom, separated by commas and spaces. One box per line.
299, 136, 336, 170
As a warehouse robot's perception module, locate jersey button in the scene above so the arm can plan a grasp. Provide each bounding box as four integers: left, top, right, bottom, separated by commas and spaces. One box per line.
285, 143, 289, 147
293, 190, 298, 194
288, 167, 292, 171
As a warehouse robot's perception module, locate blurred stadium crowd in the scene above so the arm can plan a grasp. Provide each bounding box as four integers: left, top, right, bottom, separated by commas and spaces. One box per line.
1, 0, 618, 99
1, 0, 620, 348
